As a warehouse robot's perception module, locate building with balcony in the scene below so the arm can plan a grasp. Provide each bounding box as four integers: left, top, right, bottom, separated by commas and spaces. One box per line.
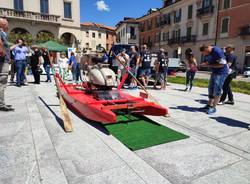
81, 22, 116, 53
137, 9, 160, 51
136, 0, 218, 61
116, 17, 139, 46
216, 0, 250, 70
0, 0, 81, 48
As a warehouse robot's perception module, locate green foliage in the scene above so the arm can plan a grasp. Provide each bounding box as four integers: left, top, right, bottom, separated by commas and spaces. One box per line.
8, 31, 64, 46
168, 76, 250, 95
8, 32, 33, 46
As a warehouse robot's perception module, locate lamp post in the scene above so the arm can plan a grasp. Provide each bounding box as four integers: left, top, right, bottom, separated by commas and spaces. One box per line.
214, 0, 221, 46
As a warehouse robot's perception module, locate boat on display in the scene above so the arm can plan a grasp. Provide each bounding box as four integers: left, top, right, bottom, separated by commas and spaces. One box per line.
54, 64, 168, 124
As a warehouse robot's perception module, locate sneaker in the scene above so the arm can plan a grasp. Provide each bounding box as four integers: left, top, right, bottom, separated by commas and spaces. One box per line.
218, 101, 225, 105
207, 107, 216, 115
200, 104, 211, 110
225, 101, 234, 105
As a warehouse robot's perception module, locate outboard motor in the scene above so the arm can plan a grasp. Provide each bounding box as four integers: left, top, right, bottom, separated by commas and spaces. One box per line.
89, 64, 116, 89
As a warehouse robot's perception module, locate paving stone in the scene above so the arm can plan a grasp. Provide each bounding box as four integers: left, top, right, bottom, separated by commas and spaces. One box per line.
192, 160, 250, 184
72, 165, 145, 184
136, 143, 243, 184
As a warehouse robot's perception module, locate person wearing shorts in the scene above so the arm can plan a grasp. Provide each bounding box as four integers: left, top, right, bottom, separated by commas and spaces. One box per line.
154, 48, 168, 90
129, 46, 140, 89
140, 44, 151, 88
200, 45, 229, 114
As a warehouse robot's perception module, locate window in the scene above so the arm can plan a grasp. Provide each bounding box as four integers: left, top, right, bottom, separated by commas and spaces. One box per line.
174, 9, 182, 23
221, 17, 229, 33
98, 33, 101, 39
130, 27, 135, 39
86, 31, 89, 37
86, 43, 89, 49
187, 27, 192, 37
64, 2, 72, 19
40, 0, 49, 14
14, 0, 23, 10
92, 32, 96, 38
188, 5, 193, 19
203, 0, 212, 8
223, 0, 230, 9
202, 23, 209, 35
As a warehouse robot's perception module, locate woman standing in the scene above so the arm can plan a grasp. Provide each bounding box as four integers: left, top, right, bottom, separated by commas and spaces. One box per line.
10, 39, 29, 87
185, 52, 198, 91
41, 47, 52, 82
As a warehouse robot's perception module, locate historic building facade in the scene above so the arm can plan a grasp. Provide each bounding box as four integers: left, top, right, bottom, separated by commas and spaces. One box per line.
0, 0, 81, 47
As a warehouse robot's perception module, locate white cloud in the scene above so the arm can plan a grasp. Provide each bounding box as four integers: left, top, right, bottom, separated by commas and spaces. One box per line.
96, 0, 110, 12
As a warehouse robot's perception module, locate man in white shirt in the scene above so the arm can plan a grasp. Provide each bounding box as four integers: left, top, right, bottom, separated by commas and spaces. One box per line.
116, 48, 129, 86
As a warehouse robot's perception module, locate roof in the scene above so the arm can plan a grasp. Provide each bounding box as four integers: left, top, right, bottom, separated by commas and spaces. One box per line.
81, 22, 115, 31
38, 41, 68, 52
115, 17, 139, 29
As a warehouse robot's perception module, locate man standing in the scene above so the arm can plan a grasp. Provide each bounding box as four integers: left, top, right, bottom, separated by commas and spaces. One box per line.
0, 18, 14, 111
200, 45, 229, 114
129, 46, 140, 89
219, 44, 237, 105
140, 44, 151, 88
154, 48, 169, 90
30, 46, 42, 84
116, 48, 129, 86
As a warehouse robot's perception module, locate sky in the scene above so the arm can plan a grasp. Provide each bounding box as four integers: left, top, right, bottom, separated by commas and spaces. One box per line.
80, 0, 162, 27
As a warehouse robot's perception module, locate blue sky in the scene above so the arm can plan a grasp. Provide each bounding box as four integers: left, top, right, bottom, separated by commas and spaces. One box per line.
80, 0, 162, 27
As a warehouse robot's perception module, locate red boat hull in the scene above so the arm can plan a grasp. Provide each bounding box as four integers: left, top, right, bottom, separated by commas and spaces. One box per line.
56, 75, 168, 124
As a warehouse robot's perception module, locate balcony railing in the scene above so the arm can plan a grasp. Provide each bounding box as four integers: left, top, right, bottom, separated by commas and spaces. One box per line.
181, 35, 196, 43
0, 8, 60, 24
129, 35, 137, 39
197, 6, 214, 17
168, 37, 181, 44
240, 26, 250, 36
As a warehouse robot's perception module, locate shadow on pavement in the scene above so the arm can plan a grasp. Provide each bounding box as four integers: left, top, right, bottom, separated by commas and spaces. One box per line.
210, 117, 250, 129
170, 106, 205, 113
195, 99, 208, 105
173, 88, 188, 92
67, 105, 110, 135
38, 96, 65, 131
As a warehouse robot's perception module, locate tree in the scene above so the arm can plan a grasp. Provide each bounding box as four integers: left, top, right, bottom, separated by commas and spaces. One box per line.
8, 32, 33, 46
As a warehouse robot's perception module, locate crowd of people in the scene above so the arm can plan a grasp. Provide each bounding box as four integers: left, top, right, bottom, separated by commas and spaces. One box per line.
0, 17, 238, 115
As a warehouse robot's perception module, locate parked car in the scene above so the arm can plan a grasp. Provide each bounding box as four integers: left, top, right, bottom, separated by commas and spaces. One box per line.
243, 67, 250, 77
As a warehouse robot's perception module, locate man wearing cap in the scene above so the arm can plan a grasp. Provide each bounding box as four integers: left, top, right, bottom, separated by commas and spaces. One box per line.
219, 44, 237, 105
200, 45, 229, 114
0, 18, 14, 111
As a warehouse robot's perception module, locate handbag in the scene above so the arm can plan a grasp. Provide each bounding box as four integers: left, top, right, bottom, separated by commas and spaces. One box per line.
190, 63, 198, 72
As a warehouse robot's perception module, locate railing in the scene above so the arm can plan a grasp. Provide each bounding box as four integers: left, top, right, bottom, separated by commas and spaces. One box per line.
197, 6, 214, 17
181, 35, 196, 43
0, 8, 60, 24
240, 26, 250, 36
130, 35, 137, 39
168, 37, 181, 44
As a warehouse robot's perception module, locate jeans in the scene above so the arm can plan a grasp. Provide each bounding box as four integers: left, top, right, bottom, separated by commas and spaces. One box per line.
44, 64, 51, 81
72, 64, 81, 82
220, 73, 234, 102
186, 70, 196, 90
15, 60, 26, 85
31, 67, 40, 84
208, 73, 228, 98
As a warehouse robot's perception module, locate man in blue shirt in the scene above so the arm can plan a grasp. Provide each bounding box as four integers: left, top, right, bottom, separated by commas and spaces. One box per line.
10, 38, 29, 87
200, 45, 229, 114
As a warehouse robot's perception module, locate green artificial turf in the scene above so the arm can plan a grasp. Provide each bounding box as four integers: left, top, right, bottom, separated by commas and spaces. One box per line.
104, 114, 189, 151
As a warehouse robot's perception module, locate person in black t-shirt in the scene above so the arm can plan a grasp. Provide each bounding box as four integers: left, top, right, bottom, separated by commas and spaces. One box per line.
139, 44, 151, 88
154, 48, 169, 90
42, 47, 52, 82
129, 46, 140, 89
219, 44, 237, 105
30, 46, 42, 84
